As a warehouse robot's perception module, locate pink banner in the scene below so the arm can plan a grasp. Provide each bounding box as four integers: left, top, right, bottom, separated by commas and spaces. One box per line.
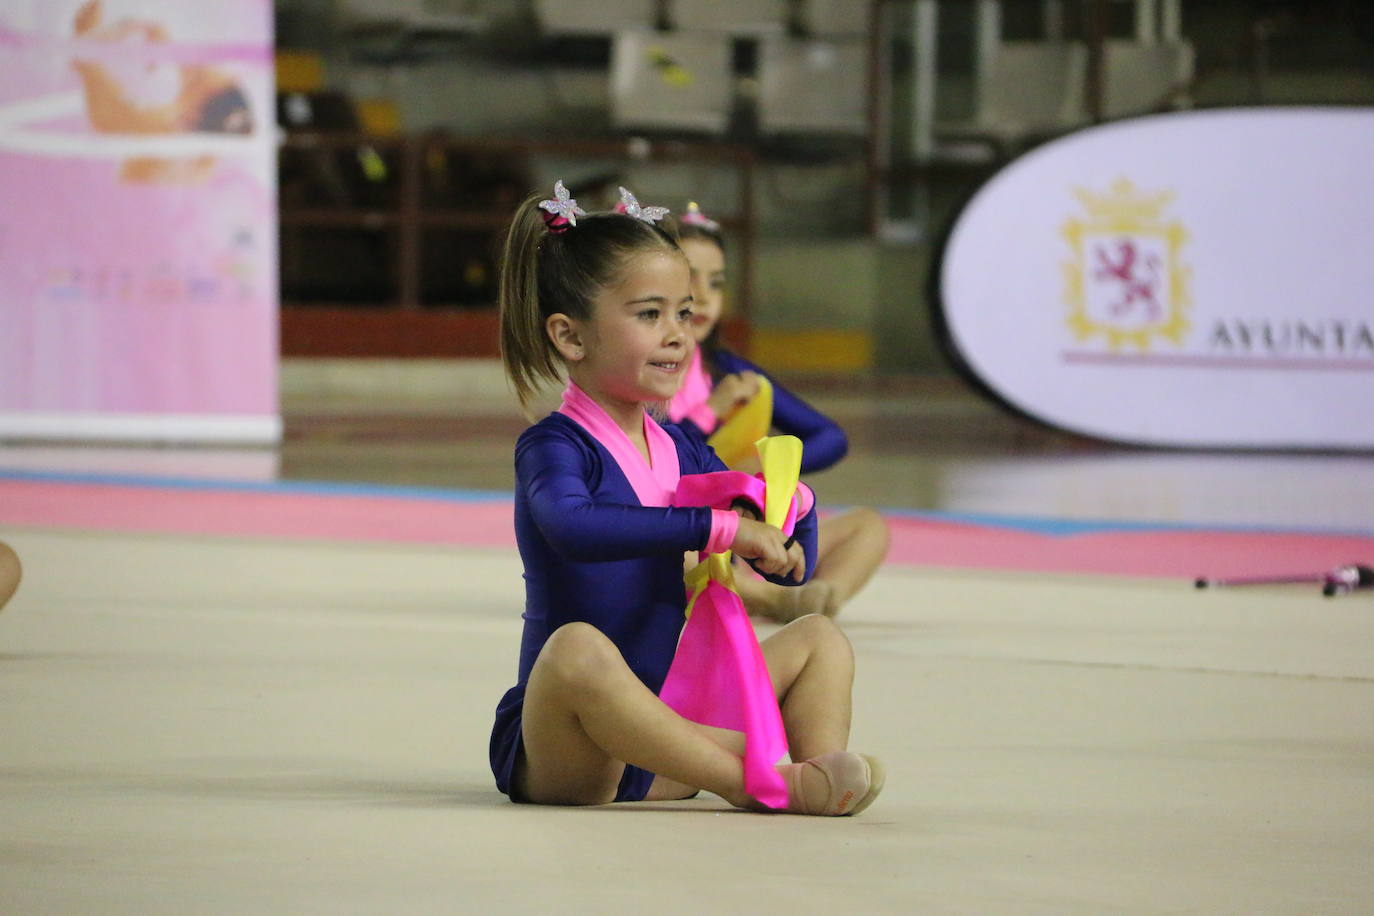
0, 0, 279, 443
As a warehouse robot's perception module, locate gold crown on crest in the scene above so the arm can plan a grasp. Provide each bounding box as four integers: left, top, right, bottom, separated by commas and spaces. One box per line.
1072, 177, 1173, 223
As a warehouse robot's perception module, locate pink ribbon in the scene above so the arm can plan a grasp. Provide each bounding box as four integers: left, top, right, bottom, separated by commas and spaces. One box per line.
659, 470, 801, 810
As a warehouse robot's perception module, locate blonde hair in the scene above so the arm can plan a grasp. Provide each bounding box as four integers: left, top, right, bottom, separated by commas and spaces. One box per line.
498, 191, 681, 410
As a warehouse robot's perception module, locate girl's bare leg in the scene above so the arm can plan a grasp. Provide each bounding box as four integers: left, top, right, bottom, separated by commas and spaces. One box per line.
517, 622, 754, 808
519, 615, 869, 813
734, 564, 835, 621
759, 615, 882, 813
0, 540, 20, 611
742, 507, 890, 622
647, 614, 856, 802
760, 614, 854, 759
811, 508, 890, 608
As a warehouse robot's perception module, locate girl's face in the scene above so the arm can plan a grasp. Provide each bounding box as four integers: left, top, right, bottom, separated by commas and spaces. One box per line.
575, 250, 694, 408
679, 236, 726, 344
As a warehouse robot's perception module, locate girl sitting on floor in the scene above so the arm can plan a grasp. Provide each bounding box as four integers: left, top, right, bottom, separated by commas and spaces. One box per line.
488, 183, 883, 815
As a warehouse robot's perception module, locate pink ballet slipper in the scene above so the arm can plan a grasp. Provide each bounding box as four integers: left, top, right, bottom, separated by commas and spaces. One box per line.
783, 751, 885, 816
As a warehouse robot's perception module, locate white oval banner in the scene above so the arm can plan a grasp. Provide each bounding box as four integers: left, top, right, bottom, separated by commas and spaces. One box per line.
938, 107, 1374, 450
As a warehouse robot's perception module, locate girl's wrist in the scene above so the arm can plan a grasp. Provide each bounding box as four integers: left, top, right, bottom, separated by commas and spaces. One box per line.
705, 508, 740, 554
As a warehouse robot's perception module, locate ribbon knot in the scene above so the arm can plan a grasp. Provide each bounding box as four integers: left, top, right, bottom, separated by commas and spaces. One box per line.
684, 551, 736, 619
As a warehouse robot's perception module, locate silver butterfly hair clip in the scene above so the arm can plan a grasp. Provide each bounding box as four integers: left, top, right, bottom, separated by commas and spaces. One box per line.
616, 186, 670, 224
538, 180, 587, 233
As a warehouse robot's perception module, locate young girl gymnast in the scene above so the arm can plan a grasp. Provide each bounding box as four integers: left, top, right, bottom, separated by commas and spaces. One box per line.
489, 183, 883, 814
668, 203, 890, 622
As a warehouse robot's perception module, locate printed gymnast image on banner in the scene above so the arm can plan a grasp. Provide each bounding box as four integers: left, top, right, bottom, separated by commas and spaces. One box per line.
0, 0, 279, 443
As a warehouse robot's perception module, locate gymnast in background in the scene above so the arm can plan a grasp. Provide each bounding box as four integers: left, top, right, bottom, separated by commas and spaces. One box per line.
668, 203, 890, 623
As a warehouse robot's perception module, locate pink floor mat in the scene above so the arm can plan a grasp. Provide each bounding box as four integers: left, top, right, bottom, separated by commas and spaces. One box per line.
883, 513, 1374, 581
3, 475, 1372, 581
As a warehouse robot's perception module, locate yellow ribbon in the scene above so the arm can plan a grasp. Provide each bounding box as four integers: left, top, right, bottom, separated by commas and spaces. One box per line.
707, 375, 774, 470
684, 551, 736, 619
755, 434, 801, 530
683, 434, 804, 618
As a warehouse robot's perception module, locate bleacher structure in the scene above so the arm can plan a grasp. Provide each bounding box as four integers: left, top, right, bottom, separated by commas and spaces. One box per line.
669, 0, 786, 34
935, 40, 1090, 156
532, 0, 657, 34
757, 36, 869, 136
609, 30, 735, 135
1102, 38, 1195, 119
539, 0, 1192, 151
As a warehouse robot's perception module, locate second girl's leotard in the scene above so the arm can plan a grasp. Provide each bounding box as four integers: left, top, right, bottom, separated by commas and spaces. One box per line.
669, 348, 848, 474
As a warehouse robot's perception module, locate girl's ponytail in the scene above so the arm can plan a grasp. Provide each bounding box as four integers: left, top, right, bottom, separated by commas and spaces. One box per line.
499, 194, 558, 411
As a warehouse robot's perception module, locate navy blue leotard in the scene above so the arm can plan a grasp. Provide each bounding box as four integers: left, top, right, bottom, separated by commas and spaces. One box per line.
489, 411, 817, 802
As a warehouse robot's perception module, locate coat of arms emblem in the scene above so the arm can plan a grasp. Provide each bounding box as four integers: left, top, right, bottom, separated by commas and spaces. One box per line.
1062, 178, 1191, 350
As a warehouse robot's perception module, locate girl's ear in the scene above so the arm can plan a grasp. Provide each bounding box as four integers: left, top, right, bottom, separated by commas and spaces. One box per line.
546, 313, 585, 362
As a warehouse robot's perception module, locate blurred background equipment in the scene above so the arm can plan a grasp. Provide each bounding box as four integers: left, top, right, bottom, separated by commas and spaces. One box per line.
609, 30, 734, 135
263, 0, 1374, 379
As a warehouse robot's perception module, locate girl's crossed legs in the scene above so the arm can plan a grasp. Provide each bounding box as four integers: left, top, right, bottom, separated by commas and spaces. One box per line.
514, 614, 860, 812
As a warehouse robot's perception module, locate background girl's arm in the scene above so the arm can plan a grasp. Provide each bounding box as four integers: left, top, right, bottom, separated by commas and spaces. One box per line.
716, 353, 848, 473
517, 427, 717, 562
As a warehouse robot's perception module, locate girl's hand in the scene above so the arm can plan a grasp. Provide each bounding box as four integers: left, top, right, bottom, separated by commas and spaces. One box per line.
730, 518, 806, 583
707, 371, 762, 419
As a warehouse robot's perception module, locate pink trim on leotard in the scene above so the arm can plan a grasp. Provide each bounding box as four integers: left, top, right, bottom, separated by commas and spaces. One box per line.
666, 348, 718, 434
558, 382, 737, 551
557, 384, 747, 554
558, 381, 680, 508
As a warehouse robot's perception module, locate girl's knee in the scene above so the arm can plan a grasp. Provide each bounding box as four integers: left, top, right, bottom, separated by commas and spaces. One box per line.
0, 541, 20, 604
538, 622, 623, 689
786, 613, 852, 658
854, 506, 890, 543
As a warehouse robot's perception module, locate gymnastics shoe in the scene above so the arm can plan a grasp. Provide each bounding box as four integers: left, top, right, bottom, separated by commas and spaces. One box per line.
785, 751, 885, 816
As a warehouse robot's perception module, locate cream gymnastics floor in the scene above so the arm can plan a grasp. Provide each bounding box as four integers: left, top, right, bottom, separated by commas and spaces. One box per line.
2, 523, 1372, 914
4, 371, 1374, 912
